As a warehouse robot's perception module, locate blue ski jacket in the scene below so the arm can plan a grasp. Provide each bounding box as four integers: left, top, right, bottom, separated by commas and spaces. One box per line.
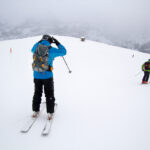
31, 40, 67, 79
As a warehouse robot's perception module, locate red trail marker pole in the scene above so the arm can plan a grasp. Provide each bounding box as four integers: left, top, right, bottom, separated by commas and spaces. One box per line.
10, 48, 12, 53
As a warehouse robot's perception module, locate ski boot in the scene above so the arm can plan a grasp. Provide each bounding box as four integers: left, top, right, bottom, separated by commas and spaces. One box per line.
142, 81, 148, 84
47, 113, 53, 120
32, 111, 39, 118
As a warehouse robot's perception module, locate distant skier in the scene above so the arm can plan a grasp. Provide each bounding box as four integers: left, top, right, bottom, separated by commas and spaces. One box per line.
31, 35, 67, 120
142, 59, 150, 84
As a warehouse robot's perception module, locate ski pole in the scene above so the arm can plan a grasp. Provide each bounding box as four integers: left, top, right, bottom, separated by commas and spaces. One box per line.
134, 71, 142, 77
62, 56, 72, 73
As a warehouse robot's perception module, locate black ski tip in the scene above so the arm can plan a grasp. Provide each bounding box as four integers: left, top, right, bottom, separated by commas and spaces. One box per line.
20, 130, 28, 133
42, 133, 48, 136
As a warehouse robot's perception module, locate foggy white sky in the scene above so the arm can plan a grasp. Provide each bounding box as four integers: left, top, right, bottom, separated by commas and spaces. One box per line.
0, 0, 150, 42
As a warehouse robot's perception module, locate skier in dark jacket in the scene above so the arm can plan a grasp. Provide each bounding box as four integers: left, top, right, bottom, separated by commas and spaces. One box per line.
31, 35, 67, 120
142, 59, 150, 84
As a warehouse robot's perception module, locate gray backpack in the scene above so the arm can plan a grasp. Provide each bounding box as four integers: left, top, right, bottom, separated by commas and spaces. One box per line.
32, 44, 51, 72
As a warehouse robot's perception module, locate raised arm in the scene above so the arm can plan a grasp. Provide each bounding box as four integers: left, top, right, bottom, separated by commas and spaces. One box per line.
51, 37, 67, 57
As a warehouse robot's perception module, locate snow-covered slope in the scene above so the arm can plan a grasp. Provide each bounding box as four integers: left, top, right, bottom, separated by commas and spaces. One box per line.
0, 36, 150, 150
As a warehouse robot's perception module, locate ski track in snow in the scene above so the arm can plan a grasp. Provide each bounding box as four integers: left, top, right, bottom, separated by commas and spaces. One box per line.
0, 36, 150, 150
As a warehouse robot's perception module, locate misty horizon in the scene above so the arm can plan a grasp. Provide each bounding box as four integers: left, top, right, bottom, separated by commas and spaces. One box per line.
0, 0, 150, 52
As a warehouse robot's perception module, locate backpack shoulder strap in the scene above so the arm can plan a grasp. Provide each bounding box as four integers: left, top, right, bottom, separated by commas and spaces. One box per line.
145, 61, 150, 65
48, 46, 52, 49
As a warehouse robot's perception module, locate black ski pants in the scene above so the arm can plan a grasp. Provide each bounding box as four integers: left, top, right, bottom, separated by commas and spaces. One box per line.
32, 78, 55, 113
142, 71, 150, 82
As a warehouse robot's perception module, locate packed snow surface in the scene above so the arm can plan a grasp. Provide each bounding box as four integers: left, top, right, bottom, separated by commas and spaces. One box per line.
0, 36, 150, 150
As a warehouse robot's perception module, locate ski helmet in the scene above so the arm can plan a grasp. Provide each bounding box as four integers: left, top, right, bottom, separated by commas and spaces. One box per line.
42, 34, 53, 43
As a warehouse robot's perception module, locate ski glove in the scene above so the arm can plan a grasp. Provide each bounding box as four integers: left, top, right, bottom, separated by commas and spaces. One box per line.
52, 37, 60, 46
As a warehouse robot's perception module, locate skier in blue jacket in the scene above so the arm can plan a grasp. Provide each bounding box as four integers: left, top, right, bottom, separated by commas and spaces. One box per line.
31, 35, 67, 120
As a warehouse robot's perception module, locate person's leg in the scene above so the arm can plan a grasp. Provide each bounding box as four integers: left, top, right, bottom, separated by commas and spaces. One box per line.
32, 79, 43, 112
142, 71, 147, 82
43, 78, 55, 113
145, 72, 150, 82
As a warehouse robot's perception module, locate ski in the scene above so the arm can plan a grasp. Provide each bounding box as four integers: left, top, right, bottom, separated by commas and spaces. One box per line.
20, 115, 38, 133
41, 119, 53, 136
20, 102, 46, 133
41, 104, 57, 136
